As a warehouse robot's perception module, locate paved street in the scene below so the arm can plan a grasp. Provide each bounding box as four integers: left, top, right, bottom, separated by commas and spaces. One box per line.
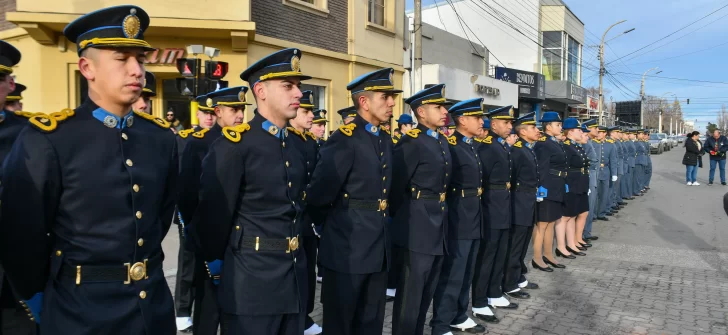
163, 148, 728, 335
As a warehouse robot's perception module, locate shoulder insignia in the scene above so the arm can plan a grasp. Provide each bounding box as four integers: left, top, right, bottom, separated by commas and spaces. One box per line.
438, 130, 448, 138
474, 138, 483, 143
538, 136, 546, 142
339, 123, 356, 137
192, 128, 209, 139
287, 127, 307, 141
606, 139, 615, 143
564, 139, 571, 145
178, 129, 194, 139
382, 127, 391, 135
29, 109, 75, 133
514, 141, 523, 148
593, 139, 601, 144
14, 110, 49, 119
223, 123, 251, 143
305, 131, 316, 140
447, 135, 456, 146
392, 137, 398, 144
134, 111, 170, 129
483, 136, 493, 144
406, 129, 421, 138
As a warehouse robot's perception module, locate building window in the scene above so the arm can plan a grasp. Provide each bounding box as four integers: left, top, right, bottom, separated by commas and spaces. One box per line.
542, 31, 563, 81
567, 36, 581, 85
282, 0, 329, 16
301, 84, 326, 110
369, 0, 385, 26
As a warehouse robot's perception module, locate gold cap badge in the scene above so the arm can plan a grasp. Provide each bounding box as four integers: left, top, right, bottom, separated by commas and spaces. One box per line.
441, 86, 446, 98
206, 98, 213, 107
291, 56, 301, 72
122, 8, 141, 39
238, 90, 246, 102
508, 108, 514, 117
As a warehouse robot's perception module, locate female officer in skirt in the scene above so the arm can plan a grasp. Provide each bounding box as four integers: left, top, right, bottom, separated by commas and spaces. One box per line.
532, 112, 569, 271
559, 118, 590, 258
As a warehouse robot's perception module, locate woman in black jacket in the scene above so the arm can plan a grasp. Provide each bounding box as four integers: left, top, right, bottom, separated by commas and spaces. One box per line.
683, 132, 701, 185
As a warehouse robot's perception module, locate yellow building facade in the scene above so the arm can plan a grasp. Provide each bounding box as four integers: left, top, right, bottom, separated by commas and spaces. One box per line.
0, 0, 406, 131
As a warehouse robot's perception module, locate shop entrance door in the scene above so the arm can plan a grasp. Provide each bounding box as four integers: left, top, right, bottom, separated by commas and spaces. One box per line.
162, 79, 191, 130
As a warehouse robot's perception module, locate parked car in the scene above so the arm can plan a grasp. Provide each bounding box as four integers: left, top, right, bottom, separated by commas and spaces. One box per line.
676, 135, 685, 144
649, 134, 664, 154
668, 135, 678, 148
657, 133, 671, 151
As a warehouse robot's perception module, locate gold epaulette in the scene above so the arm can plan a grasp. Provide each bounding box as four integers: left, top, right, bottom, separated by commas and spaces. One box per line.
474, 138, 484, 143
447, 135, 456, 146
134, 111, 170, 129
514, 140, 523, 148
593, 139, 601, 144
538, 136, 546, 142
192, 128, 209, 139
14, 110, 44, 119
406, 129, 421, 138
606, 139, 615, 143
382, 127, 391, 135
339, 123, 356, 136
483, 135, 493, 144
287, 127, 307, 141
305, 131, 316, 141
178, 128, 195, 139
223, 123, 251, 143
564, 139, 571, 145
29, 109, 75, 133
392, 137, 399, 144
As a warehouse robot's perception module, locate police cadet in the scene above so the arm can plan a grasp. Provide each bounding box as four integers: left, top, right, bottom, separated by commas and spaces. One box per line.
285, 90, 324, 335
389, 84, 452, 335
132, 71, 156, 114
597, 126, 618, 221
644, 130, 653, 191
4, 82, 25, 112
337, 105, 357, 125
634, 129, 649, 195
0, 5, 178, 334
582, 120, 600, 242
191, 48, 311, 334
471, 105, 517, 322
609, 127, 625, 213
430, 98, 486, 335
623, 129, 636, 201
392, 113, 414, 144
307, 68, 397, 334
560, 118, 589, 256
311, 109, 328, 145
0, 41, 37, 335
503, 112, 541, 299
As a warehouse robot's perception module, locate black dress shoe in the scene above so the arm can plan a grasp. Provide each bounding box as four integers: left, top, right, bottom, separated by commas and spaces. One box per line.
606, 213, 614, 217
386, 295, 395, 302
585, 236, 599, 241
473, 312, 499, 323
574, 245, 587, 251
597, 217, 609, 221
531, 259, 553, 272
543, 256, 566, 269
505, 290, 530, 299
555, 248, 576, 259
522, 282, 539, 289
627, 197, 635, 200
180, 328, 194, 334
566, 246, 586, 256
578, 242, 592, 248
450, 323, 487, 334
489, 303, 518, 310
618, 201, 627, 205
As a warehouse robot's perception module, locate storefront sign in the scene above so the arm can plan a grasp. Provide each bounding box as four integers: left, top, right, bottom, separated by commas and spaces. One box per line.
494, 67, 545, 100
588, 96, 598, 110
474, 84, 500, 96
569, 83, 587, 104
145, 48, 186, 65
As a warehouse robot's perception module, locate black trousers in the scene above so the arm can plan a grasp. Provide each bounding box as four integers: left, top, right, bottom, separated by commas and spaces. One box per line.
302, 235, 317, 328
471, 228, 510, 308
520, 226, 533, 284
222, 312, 302, 335
387, 246, 402, 291
0, 307, 38, 335
392, 247, 444, 335
431, 239, 480, 335
174, 224, 196, 318
322, 268, 387, 335
502, 225, 532, 293
192, 257, 222, 335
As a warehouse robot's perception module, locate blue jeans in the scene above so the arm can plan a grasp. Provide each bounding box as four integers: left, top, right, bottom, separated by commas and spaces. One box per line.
686, 165, 698, 183
709, 159, 726, 183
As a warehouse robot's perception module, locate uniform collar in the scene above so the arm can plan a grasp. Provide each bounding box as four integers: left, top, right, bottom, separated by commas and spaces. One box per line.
549, 136, 558, 142
257, 115, 287, 139
454, 131, 472, 144
0, 110, 5, 123
92, 107, 134, 129
416, 123, 439, 139
354, 116, 379, 136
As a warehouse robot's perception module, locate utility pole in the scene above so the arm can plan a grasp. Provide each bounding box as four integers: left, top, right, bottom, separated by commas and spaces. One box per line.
414, 0, 422, 92
640, 67, 661, 127
598, 20, 631, 125
658, 110, 663, 133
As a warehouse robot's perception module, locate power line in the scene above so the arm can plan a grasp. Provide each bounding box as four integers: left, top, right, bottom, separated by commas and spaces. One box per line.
625, 40, 728, 65
613, 72, 728, 85
443, 0, 506, 66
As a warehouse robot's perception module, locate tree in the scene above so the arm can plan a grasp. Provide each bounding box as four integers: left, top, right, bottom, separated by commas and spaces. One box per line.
707, 122, 718, 134
716, 104, 728, 132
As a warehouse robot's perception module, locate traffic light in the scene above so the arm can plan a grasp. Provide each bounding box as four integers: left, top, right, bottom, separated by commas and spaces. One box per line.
201, 79, 228, 95
687, 99, 690, 104
175, 78, 196, 96
176, 58, 200, 77
205, 61, 229, 80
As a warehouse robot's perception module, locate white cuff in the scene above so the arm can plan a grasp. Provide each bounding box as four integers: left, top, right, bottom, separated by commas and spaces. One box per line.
451, 318, 478, 329
472, 306, 494, 316
518, 280, 528, 288
386, 288, 396, 297
488, 296, 511, 307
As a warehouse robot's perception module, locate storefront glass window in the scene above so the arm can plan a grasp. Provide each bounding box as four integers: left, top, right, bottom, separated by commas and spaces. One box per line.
301, 84, 326, 110
163, 79, 191, 129
568, 37, 581, 85
368, 0, 385, 26
542, 31, 562, 81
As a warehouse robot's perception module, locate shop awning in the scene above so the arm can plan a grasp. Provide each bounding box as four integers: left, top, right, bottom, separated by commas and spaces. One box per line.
545, 80, 587, 105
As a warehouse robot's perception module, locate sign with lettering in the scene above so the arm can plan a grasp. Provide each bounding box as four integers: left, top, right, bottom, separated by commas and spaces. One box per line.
495, 67, 545, 100
145, 48, 186, 65
569, 83, 587, 104
474, 84, 500, 96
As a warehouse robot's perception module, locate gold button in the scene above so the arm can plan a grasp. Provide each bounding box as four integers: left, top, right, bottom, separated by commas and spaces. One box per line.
136, 211, 142, 219
133, 184, 140, 192
288, 182, 292, 188
235, 225, 240, 230
383, 189, 387, 194
138, 238, 144, 247
282, 142, 286, 148
382, 176, 386, 181
383, 164, 387, 168
126, 159, 133, 167
139, 291, 147, 299
285, 161, 290, 167
122, 133, 128, 140
56, 250, 62, 256
380, 152, 383, 156
292, 201, 295, 206
344, 194, 349, 198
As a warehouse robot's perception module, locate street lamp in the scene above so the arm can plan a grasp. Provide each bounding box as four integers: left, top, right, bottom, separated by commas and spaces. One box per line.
658, 92, 676, 133
598, 20, 635, 125
640, 67, 662, 127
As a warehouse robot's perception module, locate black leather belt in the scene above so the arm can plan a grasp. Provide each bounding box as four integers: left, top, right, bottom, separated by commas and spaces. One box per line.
449, 188, 483, 197
59, 254, 162, 285
241, 235, 299, 253
568, 168, 589, 174
484, 182, 511, 190
411, 190, 446, 202
549, 169, 567, 177
513, 186, 537, 194
342, 198, 388, 211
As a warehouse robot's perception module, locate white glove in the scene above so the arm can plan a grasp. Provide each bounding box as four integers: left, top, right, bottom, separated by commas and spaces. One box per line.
588, 189, 591, 196
612, 176, 618, 182
536, 197, 544, 202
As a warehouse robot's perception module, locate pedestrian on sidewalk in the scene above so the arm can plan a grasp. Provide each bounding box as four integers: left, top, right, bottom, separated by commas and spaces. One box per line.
683, 132, 701, 186
704, 129, 728, 185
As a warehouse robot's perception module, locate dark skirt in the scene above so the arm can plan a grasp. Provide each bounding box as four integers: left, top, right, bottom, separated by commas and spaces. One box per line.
562, 193, 589, 217
537, 199, 562, 222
